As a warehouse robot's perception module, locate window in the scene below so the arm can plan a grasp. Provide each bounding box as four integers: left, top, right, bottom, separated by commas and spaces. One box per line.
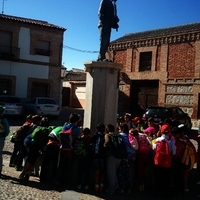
139, 52, 152, 71
35, 40, 51, 56
0, 31, 12, 55
0, 79, 11, 95
31, 82, 50, 97
38, 98, 56, 104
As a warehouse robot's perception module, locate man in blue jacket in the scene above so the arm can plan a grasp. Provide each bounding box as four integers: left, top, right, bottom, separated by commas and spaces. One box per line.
0, 106, 10, 177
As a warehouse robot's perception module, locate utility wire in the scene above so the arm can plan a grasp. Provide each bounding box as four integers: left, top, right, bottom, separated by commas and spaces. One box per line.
63, 45, 98, 53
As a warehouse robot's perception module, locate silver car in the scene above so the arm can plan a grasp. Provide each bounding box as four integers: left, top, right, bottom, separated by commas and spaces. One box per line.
25, 97, 60, 118
0, 96, 23, 116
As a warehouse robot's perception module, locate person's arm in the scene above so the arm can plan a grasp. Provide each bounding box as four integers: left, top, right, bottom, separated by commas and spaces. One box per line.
152, 138, 158, 150
104, 133, 110, 147
170, 140, 176, 156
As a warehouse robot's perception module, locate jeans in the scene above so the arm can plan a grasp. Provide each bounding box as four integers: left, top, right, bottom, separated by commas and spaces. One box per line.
10, 141, 21, 165
0, 139, 5, 173
77, 155, 91, 186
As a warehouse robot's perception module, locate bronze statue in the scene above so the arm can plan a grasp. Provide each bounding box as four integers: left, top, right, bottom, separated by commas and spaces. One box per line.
97, 0, 119, 61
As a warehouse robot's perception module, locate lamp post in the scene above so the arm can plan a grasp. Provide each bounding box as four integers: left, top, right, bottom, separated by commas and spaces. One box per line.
60, 66, 67, 107
61, 66, 67, 78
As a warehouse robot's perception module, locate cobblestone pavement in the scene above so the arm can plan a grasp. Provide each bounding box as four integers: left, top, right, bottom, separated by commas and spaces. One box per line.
1, 112, 200, 200
1, 126, 62, 200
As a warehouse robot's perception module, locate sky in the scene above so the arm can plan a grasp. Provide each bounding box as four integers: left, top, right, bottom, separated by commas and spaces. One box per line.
2, 0, 200, 70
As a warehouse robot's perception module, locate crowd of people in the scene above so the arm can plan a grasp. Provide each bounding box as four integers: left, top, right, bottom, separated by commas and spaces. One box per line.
1, 105, 200, 198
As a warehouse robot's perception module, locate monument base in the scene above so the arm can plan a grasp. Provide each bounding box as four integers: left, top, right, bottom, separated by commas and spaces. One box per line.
83, 61, 123, 134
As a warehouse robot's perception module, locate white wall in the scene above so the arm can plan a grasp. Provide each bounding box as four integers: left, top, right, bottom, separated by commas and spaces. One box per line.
0, 27, 50, 98
0, 60, 49, 98
19, 27, 50, 62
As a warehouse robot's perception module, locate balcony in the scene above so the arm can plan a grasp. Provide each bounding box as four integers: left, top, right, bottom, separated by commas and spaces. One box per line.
0, 45, 20, 61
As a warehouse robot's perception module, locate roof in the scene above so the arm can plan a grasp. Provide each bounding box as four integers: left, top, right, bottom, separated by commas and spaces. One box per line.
65, 70, 86, 81
0, 14, 66, 31
111, 22, 200, 43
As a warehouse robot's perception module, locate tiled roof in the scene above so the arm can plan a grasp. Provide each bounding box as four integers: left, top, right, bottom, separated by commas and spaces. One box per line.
0, 14, 66, 31
111, 22, 200, 43
65, 71, 86, 81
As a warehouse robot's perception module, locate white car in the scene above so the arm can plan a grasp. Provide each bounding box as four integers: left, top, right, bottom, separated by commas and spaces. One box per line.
25, 97, 60, 118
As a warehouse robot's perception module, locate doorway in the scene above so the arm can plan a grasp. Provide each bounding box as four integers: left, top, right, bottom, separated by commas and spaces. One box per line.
130, 80, 159, 117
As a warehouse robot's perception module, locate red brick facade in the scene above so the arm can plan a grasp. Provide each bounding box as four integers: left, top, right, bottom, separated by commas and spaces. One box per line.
110, 23, 200, 127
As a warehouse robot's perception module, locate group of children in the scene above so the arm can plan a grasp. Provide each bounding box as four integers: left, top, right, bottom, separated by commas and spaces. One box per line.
5, 111, 200, 198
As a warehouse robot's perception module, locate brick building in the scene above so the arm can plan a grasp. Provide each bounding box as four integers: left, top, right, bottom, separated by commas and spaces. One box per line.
62, 69, 86, 108
0, 14, 66, 105
109, 22, 200, 127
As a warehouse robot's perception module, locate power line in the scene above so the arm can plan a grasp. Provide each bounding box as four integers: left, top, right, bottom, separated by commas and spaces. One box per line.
63, 45, 98, 53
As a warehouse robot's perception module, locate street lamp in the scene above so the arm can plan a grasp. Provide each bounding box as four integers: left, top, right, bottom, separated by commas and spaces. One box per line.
61, 66, 67, 78
60, 66, 67, 107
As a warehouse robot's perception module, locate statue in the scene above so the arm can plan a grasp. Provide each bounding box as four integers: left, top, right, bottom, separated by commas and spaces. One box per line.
97, 0, 119, 61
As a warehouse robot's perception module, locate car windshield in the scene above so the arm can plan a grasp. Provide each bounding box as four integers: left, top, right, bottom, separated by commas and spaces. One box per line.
0, 97, 21, 103
38, 99, 56, 104
146, 107, 170, 115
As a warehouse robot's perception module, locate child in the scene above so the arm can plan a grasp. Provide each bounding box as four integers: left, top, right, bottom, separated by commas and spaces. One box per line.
90, 123, 106, 192
76, 127, 91, 190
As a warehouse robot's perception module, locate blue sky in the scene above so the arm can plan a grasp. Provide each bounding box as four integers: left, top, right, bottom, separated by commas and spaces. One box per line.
2, 0, 200, 70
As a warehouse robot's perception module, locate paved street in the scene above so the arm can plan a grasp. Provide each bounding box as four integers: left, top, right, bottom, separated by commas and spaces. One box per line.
1, 107, 200, 200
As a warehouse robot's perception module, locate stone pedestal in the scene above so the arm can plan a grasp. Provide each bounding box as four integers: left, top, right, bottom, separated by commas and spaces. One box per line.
83, 61, 123, 134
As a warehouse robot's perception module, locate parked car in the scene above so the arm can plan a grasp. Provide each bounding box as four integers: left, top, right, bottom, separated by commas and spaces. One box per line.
0, 95, 23, 116
25, 97, 60, 118
143, 106, 192, 130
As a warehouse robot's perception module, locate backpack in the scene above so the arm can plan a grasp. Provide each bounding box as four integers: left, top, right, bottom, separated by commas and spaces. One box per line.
178, 137, 198, 170
90, 133, 105, 159
11, 124, 32, 142
31, 126, 52, 148
138, 134, 152, 153
154, 139, 171, 168
128, 134, 137, 150
48, 126, 62, 141
109, 134, 127, 159
73, 137, 88, 158
60, 125, 74, 150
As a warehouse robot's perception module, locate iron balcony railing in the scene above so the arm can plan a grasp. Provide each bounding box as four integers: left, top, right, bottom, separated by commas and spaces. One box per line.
0, 45, 20, 60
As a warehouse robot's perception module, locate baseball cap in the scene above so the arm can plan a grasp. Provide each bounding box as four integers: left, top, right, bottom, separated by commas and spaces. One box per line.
160, 124, 170, 133
132, 116, 140, 123
0, 106, 5, 113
